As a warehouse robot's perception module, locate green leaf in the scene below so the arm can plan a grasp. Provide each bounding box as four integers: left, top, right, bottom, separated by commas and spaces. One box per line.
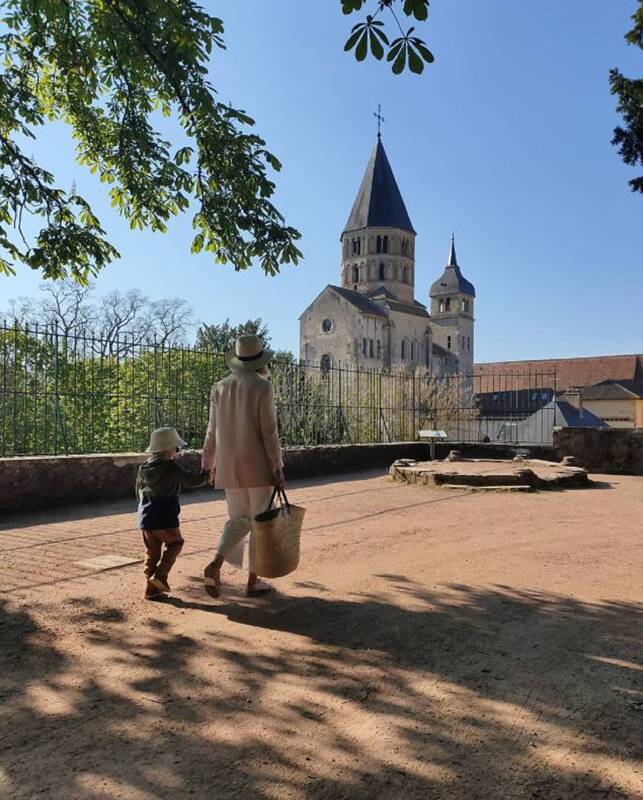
413, 40, 435, 63
341, 0, 367, 14
408, 47, 424, 74
355, 32, 368, 62
344, 27, 364, 52
391, 44, 407, 75
369, 31, 385, 60
403, 0, 430, 22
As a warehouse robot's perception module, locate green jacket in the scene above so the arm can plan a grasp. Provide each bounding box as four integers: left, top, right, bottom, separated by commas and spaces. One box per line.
136, 455, 207, 530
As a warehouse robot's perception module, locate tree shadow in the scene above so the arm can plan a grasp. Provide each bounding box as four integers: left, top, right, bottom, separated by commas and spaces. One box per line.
0, 581, 640, 799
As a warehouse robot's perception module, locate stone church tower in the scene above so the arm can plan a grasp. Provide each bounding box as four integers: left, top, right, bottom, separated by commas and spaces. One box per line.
341, 136, 417, 305
300, 132, 476, 375
429, 234, 476, 374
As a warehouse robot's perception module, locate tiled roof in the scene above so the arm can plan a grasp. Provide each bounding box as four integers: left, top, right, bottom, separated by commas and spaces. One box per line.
386, 299, 430, 318
580, 379, 643, 400
476, 388, 555, 419
556, 401, 605, 428
329, 286, 387, 318
475, 354, 643, 392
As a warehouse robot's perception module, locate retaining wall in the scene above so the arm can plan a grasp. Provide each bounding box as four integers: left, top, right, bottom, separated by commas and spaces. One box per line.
553, 427, 643, 475
0, 441, 555, 515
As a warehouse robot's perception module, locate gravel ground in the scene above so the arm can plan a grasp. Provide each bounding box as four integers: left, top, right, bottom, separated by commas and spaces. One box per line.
1, 470, 641, 800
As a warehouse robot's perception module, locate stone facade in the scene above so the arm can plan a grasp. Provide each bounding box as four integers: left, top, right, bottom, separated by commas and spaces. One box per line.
300, 136, 475, 375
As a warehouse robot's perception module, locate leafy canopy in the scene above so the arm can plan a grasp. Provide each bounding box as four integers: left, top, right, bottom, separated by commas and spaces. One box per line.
342, 0, 434, 75
0, 1, 434, 285
610, 1, 643, 193
0, 0, 302, 282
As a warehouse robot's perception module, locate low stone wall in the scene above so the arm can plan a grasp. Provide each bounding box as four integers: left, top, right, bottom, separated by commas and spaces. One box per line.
0, 440, 558, 516
553, 427, 643, 475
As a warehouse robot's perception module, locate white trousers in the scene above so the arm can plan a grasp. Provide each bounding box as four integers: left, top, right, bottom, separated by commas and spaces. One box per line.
217, 487, 274, 571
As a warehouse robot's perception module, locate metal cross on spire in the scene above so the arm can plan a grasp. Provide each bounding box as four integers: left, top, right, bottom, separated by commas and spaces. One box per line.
373, 103, 386, 138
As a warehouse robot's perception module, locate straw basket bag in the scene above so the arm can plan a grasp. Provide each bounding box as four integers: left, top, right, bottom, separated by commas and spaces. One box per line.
251, 488, 305, 579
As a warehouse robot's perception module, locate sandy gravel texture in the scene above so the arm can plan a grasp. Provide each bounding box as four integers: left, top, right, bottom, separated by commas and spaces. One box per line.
1, 470, 642, 800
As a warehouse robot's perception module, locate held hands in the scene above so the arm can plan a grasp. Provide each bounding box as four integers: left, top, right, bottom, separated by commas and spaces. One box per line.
201, 459, 215, 486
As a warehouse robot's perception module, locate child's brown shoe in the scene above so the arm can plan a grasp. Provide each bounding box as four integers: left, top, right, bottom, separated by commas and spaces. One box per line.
145, 580, 163, 600
150, 576, 171, 594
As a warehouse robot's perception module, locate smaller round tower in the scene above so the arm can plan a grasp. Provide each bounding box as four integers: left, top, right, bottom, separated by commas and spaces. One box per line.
429, 234, 476, 375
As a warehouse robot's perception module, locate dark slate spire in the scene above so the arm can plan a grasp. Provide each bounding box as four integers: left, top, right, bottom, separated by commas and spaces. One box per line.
343, 138, 415, 234
430, 234, 476, 297
448, 232, 458, 266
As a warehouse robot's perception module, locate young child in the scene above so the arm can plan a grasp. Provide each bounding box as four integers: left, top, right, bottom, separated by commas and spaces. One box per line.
136, 427, 207, 599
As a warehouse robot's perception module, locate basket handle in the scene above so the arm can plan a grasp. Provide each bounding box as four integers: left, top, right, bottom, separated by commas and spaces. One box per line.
266, 486, 291, 513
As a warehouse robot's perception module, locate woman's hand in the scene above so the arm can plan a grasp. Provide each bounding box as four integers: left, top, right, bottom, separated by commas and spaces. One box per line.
274, 468, 286, 490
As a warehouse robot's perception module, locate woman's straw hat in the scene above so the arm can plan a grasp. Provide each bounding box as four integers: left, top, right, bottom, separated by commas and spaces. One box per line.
226, 334, 274, 371
146, 427, 187, 453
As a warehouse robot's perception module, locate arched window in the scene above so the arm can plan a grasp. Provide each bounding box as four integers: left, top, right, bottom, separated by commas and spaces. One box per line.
382, 235, 388, 254
362, 338, 367, 356
401, 340, 406, 360
462, 299, 469, 313
377, 340, 382, 359
320, 354, 332, 372
467, 336, 471, 351
369, 339, 374, 358
379, 262, 385, 280
411, 340, 417, 361
401, 239, 408, 256
352, 265, 359, 283
445, 298, 451, 311
376, 236, 382, 254
439, 299, 445, 313
447, 335, 452, 350
402, 266, 408, 283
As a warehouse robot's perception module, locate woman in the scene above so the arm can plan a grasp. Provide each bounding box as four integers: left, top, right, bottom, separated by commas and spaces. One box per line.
201, 334, 285, 598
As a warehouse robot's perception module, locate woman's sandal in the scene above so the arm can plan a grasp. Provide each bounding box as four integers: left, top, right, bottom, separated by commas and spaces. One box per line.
246, 579, 274, 597
203, 563, 221, 599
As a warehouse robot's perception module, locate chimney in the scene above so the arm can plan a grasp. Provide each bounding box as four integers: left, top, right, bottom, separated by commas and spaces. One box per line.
566, 386, 584, 417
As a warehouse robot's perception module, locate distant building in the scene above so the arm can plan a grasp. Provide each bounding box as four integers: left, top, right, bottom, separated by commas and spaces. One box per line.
300, 134, 475, 374
573, 381, 643, 429
476, 354, 643, 428
476, 354, 643, 393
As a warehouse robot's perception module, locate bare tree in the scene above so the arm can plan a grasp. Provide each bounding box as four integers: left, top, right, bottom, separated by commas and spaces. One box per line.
3, 281, 93, 334
2, 282, 194, 355
93, 290, 150, 356
148, 298, 194, 347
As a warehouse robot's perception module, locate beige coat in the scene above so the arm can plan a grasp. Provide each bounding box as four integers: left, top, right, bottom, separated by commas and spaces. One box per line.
202, 369, 283, 489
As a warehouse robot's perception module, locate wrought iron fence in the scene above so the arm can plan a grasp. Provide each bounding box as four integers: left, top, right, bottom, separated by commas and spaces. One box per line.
0, 322, 557, 456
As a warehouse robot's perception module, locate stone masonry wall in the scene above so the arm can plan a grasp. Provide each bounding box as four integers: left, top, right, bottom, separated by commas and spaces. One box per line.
553, 427, 643, 475
0, 441, 556, 516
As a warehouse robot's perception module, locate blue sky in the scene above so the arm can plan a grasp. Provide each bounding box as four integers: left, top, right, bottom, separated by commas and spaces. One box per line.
2, 0, 642, 361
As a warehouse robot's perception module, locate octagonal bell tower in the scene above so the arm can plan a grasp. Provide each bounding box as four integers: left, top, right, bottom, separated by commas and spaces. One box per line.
340, 135, 416, 305
430, 234, 476, 375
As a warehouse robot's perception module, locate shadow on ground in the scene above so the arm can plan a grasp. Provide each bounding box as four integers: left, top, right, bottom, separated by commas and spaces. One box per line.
0, 579, 640, 799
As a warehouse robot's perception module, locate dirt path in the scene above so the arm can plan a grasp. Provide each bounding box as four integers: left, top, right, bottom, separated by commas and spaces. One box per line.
1, 471, 642, 799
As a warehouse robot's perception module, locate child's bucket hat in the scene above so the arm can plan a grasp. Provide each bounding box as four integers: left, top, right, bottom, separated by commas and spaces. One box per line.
146, 427, 187, 453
